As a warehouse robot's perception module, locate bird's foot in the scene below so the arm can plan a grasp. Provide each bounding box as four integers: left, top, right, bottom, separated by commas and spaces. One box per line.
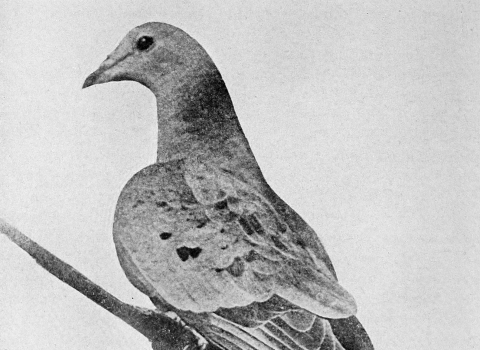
164, 311, 208, 350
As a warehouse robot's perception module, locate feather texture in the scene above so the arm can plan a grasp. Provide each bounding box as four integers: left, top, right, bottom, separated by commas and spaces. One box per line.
84, 22, 374, 350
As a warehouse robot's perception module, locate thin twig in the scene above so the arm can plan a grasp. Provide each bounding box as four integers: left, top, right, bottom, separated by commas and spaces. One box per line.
0, 218, 219, 350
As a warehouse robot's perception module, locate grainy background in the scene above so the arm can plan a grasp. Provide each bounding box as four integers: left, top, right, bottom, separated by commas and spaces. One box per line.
1, 1, 479, 349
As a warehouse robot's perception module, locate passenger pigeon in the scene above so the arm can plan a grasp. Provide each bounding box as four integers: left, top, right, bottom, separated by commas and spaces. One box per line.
83, 22, 374, 350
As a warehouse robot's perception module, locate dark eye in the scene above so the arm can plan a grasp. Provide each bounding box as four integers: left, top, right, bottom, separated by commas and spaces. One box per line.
136, 36, 154, 51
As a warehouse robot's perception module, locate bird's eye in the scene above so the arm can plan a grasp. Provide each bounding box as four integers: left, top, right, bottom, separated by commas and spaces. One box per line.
136, 36, 154, 51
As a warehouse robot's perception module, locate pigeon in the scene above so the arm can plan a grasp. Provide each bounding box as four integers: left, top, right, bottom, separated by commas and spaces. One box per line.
83, 22, 374, 350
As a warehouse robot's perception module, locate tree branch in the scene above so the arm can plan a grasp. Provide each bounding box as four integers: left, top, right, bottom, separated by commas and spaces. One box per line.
0, 218, 221, 350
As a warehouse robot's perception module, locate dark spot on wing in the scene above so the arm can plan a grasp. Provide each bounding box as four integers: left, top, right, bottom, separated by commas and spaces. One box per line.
249, 215, 265, 235
215, 268, 223, 273
132, 199, 145, 209
196, 220, 208, 229
189, 247, 202, 259
238, 216, 255, 236
295, 238, 306, 249
271, 236, 288, 251
220, 228, 225, 233
244, 250, 257, 262
226, 257, 245, 277
220, 168, 234, 176
176, 247, 190, 261
176, 246, 202, 261
238, 215, 265, 236
160, 232, 172, 240
238, 215, 256, 236
156, 201, 168, 208
214, 200, 228, 211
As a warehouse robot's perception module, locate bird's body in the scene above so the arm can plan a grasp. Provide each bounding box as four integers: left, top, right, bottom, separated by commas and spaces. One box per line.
84, 22, 374, 350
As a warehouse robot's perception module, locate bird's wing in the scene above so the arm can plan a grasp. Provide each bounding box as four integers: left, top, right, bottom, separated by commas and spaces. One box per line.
180, 161, 357, 320
114, 161, 372, 350
175, 161, 363, 350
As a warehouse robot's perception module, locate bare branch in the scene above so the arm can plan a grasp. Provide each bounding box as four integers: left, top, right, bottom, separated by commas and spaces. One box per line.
0, 218, 221, 350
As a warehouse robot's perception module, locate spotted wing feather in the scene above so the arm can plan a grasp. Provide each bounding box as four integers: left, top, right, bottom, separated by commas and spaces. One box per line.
113, 161, 363, 350
182, 161, 356, 319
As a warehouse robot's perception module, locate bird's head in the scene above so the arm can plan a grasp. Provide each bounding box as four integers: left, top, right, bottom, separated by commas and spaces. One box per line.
83, 22, 214, 92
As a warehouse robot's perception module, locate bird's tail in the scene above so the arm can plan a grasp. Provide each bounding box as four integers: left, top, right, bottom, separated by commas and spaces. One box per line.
186, 312, 373, 350
205, 313, 343, 350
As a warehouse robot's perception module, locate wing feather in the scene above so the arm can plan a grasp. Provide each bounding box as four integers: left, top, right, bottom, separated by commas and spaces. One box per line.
184, 163, 356, 319
115, 158, 372, 350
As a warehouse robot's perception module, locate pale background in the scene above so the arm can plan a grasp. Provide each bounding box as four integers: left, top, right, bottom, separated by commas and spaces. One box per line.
1, 1, 479, 349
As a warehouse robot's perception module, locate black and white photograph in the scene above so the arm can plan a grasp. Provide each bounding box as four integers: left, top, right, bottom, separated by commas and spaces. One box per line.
1, 1, 478, 350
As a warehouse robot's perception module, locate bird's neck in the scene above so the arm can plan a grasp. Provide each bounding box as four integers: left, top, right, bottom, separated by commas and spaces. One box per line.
153, 69, 263, 182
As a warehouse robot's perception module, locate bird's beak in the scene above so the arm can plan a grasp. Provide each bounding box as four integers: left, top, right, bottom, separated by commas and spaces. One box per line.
82, 43, 133, 89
